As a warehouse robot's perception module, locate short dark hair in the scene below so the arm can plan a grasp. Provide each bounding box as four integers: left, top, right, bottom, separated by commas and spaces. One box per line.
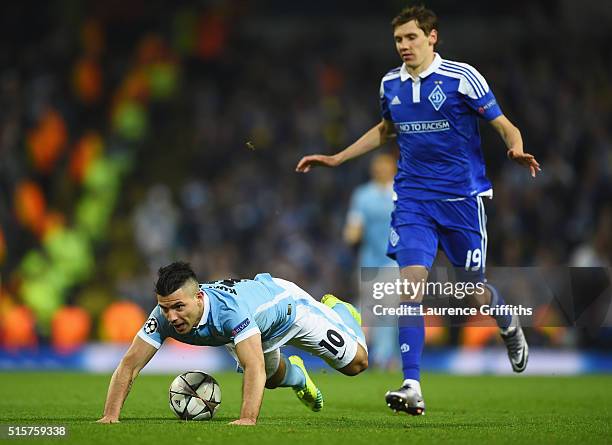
391, 5, 438, 36
155, 261, 198, 297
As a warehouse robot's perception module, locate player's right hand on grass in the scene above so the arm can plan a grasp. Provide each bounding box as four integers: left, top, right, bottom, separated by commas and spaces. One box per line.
96, 416, 120, 424
296, 154, 341, 173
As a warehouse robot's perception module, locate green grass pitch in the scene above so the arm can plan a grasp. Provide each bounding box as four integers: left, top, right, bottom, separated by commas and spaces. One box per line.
1, 371, 610, 444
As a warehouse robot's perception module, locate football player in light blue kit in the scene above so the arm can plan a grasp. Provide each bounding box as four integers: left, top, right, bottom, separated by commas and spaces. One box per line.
297, 5, 540, 416
344, 153, 398, 369
97, 262, 367, 426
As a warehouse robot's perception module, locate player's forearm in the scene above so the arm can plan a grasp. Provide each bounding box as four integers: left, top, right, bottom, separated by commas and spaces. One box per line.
498, 121, 523, 153
102, 362, 138, 419
335, 122, 390, 165
239, 363, 266, 422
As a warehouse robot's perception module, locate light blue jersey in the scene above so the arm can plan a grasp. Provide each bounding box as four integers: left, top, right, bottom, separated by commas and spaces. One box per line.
138, 273, 296, 349
347, 180, 397, 369
347, 181, 396, 267
380, 53, 502, 201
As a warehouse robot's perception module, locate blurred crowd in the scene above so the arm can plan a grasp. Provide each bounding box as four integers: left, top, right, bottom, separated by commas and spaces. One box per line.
0, 1, 610, 352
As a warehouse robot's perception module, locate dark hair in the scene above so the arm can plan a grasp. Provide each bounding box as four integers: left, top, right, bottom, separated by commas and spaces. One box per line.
391, 5, 438, 36
155, 261, 198, 296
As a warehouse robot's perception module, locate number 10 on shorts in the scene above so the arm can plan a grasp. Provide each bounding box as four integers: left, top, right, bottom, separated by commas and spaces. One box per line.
318, 329, 345, 356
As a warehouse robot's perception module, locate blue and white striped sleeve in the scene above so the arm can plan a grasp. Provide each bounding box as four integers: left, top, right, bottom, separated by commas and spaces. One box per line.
441, 61, 503, 121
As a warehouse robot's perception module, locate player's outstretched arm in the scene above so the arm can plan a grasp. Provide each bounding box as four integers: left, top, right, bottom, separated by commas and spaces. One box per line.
229, 333, 266, 426
295, 119, 395, 173
489, 115, 541, 177
96, 336, 158, 423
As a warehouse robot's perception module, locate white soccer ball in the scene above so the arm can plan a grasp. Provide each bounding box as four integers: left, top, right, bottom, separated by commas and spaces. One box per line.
169, 371, 221, 420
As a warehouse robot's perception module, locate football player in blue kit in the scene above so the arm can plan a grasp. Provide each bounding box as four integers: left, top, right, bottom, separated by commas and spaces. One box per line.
296, 5, 540, 415
97, 262, 367, 425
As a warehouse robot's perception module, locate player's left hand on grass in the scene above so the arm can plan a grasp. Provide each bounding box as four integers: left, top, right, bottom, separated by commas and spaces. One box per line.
96, 416, 120, 424
229, 418, 257, 426
507, 149, 541, 178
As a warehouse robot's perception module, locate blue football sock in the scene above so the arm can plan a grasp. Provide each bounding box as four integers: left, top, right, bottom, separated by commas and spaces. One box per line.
486, 284, 512, 329
398, 302, 424, 382
330, 302, 366, 345
278, 355, 306, 389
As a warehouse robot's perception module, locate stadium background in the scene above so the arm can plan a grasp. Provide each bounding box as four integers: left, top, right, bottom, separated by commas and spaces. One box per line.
1, 0, 611, 375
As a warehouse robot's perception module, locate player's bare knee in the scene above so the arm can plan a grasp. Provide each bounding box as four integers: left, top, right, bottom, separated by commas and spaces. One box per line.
353, 354, 369, 374
342, 357, 368, 376
339, 346, 368, 376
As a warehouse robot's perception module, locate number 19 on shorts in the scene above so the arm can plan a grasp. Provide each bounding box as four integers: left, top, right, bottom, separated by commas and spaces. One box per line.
465, 248, 482, 271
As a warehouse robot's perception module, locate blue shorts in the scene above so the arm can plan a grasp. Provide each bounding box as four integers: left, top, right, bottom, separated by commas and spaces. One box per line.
387, 196, 489, 277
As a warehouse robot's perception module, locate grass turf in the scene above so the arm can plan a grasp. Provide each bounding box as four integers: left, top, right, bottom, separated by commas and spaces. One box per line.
0, 371, 610, 444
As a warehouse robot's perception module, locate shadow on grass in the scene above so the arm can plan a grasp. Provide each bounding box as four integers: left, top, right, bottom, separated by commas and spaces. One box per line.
0, 415, 240, 423
0, 417, 94, 422
257, 417, 508, 430
406, 421, 506, 429
0, 416, 506, 430
120, 416, 236, 422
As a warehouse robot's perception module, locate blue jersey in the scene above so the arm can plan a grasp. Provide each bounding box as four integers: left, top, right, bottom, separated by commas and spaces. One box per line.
347, 181, 396, 267
379, 53, 502, 201
138, 273, 296, 349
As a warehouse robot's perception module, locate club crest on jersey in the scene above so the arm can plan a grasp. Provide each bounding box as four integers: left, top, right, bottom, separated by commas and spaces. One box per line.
428, 84, 446, 111
231, 318, 251, 336
390, 228, 400, 247
144, 317, 158, 334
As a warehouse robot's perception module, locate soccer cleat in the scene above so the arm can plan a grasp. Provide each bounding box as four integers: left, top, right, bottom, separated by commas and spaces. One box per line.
500, 315, 529, 373
385, 383, 425, 416
288, 355, 323, 412
321, 294, 362, 326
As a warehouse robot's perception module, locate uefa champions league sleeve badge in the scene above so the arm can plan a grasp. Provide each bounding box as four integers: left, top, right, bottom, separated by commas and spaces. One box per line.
144, 317, 158, 334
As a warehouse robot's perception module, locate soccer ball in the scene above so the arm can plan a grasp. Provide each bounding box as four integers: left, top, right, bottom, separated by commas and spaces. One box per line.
169, 371, 221, 420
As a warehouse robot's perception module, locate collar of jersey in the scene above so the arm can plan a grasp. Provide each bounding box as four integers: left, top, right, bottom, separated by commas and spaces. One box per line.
195, 288, 210, 327
400, 53, 442, 82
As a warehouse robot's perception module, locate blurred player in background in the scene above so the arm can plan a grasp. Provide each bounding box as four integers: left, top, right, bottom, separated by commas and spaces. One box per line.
344, 153, 398, 369
97, 262, 367, 425
296, 5, 540, 415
